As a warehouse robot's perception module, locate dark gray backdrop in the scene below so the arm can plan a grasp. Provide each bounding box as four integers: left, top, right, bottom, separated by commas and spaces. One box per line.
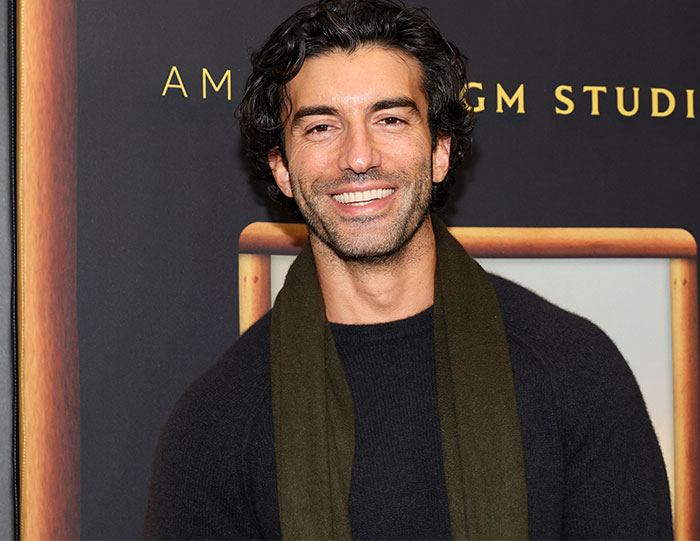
77, 1, 700, 538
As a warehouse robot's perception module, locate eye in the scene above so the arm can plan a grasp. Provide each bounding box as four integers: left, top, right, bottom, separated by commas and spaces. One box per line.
379, 116, 406, 126
306, 124, 332, 135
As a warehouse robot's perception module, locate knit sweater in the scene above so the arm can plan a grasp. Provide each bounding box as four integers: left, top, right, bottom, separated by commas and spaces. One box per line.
144, 275, 673, 540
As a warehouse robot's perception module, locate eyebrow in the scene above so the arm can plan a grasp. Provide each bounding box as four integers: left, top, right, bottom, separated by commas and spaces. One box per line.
290, 106, 339, 128
369, 97, 420, 114
290, 97, 421, 129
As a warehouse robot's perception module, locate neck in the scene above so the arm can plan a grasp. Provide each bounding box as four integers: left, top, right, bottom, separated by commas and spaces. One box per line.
311, 215, 437, 325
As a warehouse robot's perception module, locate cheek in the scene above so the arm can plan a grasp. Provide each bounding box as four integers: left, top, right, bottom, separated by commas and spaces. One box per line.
288, 143, 337, 178
378, 133, 433, 163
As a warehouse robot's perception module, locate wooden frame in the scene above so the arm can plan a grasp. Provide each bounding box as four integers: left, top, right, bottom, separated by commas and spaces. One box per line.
239, 221, 699, 539
17, 1, 79, 540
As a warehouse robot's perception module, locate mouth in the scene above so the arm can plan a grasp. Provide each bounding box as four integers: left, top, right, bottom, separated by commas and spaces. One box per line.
331, 188, 396, 207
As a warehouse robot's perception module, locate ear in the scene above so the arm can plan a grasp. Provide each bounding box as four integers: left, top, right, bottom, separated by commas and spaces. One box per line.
268, 149, 293, 198
431, 135, 451, 184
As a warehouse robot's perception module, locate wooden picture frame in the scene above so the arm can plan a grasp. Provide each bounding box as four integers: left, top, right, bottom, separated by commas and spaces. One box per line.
16, 2, 78, 539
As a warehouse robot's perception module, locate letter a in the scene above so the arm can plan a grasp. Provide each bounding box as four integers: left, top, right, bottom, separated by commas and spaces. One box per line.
162, 66, 189, 98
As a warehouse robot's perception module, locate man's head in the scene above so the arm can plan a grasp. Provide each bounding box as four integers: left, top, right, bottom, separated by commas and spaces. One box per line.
239, 0, 474, 217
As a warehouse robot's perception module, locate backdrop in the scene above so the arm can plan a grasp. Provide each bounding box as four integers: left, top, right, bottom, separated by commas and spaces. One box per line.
15, 0, 700, 539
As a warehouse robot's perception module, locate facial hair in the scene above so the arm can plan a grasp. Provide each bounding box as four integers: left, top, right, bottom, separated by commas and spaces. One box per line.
288, 159, 435, 263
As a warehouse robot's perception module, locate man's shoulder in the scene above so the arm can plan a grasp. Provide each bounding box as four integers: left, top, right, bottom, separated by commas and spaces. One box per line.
161, 312, 273, 448
145, 315, 276, 539
489, 272, 654, 442
487, 273, 644, 415
488, 273, 626, 372
191, 311, 272, 398
489, 273, 608, 348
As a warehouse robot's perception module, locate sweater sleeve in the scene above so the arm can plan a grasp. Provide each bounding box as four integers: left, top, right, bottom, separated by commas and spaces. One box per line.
143, 315, 280, 540
556, 323, 673, 540
492, 275, 673, 540
143, 391, 259, 540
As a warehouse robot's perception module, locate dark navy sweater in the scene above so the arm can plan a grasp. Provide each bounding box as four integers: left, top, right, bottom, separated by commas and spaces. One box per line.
144, 275, 672, 540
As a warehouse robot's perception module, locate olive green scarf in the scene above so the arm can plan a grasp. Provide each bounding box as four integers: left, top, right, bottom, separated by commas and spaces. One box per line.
270, 217, 528, 539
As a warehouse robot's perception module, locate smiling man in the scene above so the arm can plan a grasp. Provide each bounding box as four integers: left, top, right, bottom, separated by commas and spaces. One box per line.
144, 1, 672, 539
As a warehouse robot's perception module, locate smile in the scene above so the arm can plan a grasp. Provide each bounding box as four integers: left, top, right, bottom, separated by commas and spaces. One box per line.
332, 188, 396, 206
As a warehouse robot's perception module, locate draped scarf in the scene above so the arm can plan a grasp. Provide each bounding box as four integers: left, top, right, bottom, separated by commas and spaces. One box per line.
270, 216, 528, 539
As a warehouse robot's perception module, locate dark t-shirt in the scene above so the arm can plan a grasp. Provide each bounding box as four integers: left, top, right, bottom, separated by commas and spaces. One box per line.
144, 275, 673, 540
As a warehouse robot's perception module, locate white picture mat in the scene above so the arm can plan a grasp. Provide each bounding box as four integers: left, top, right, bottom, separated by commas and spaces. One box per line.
270, 255, 675, 504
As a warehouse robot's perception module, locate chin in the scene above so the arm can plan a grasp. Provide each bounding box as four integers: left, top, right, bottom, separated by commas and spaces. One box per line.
315, 211, 431, 263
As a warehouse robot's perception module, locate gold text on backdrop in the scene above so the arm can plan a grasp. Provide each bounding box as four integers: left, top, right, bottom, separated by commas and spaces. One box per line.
161, 66, 696, 119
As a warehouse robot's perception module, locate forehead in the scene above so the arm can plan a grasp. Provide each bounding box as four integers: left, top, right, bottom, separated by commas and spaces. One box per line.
283, 46, 427, 114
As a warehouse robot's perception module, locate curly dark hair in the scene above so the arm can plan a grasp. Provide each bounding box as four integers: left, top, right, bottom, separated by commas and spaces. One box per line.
238, 0, 474, 213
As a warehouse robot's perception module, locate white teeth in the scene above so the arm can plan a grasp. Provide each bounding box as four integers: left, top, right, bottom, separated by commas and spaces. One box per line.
332, 188, 395, 205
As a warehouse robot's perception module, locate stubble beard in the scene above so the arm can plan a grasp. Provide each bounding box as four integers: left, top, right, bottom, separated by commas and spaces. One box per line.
289, 161, 435, 264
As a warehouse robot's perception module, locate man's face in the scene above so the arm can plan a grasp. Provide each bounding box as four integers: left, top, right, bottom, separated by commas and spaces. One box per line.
268, 46, 451, 261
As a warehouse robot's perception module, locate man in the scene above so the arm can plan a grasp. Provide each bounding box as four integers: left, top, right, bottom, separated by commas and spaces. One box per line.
145, 1, 672, 539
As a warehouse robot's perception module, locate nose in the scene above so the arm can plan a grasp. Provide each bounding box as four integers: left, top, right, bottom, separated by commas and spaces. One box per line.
338, 123, 381, 174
